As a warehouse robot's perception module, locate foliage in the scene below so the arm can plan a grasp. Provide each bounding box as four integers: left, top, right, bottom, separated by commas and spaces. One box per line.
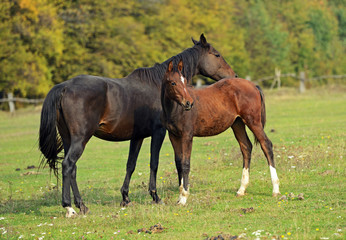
0, 0, 345, 98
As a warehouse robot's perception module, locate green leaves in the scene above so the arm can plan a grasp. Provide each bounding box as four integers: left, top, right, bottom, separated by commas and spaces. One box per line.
0, 0, 344, 98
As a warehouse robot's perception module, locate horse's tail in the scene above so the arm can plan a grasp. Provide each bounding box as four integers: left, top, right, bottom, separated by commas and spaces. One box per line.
39, 84, 65, 177
254, 85, 266, 145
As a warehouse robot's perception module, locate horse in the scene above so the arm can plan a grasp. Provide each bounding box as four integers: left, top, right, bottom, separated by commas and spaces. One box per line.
39, 34, 237, 217
161, 60, 280, 205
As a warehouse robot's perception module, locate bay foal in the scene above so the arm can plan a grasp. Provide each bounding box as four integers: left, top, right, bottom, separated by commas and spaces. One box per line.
161, 60, 280, 205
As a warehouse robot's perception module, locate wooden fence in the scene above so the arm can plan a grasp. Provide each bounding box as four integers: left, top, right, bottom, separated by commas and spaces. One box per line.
247, 70, 346, 93
0, 93, 44, 113
1, 71, 345, 113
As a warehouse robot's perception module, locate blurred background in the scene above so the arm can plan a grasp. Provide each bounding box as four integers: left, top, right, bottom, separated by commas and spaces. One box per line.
0, 0, 345, 109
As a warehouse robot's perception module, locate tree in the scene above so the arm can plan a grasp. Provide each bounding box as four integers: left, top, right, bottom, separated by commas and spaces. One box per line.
0, 0, 63, 97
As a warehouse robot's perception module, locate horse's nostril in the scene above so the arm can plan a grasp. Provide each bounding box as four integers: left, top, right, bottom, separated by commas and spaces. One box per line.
186, 101, 190, 106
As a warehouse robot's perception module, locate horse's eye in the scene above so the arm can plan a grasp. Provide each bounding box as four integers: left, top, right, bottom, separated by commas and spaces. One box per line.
215, 54, 220, 58
171, 82, 176, 86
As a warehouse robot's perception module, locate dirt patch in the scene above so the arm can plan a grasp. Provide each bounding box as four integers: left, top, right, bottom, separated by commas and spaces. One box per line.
203, 233, 239, 240
241, 207, 254, 214
279, 192, 304, 201
134, 223, 165, 234
20, 171, 41, 176
319, 170, 334, 176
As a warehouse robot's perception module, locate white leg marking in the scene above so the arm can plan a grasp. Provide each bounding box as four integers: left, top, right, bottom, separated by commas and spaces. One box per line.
65, 207, 77, 218
177, 178, 189, 205
237, 168, 249, 196
270, 166, 280, 196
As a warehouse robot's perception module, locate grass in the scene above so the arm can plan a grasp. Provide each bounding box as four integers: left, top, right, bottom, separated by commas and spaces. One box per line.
0, 85, 345, 239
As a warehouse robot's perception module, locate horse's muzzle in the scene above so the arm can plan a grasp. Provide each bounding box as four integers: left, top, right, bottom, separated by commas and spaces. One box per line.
182, 101, 193, 111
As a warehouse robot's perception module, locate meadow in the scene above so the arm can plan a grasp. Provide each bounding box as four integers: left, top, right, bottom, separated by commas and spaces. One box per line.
0, 85, 345, 239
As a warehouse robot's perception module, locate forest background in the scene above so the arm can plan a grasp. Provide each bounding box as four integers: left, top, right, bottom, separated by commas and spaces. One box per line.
0, 0, 345, 100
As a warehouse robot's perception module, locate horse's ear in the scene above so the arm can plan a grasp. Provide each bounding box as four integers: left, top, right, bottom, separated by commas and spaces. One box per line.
178, 59, 183, 72
200, 33, 208, 47
167, 61, 173, 73
192, 37, 198, 45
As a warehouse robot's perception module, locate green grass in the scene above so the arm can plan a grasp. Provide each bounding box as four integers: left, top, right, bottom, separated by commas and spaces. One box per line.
0, 86, 345, 239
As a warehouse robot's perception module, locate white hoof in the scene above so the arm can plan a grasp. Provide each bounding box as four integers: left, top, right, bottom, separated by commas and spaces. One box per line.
273, 191, 281, 197
177, 196, 187, 205
177, 180, 189, 205
236, 190, 246, 197
65, 207, 77, 218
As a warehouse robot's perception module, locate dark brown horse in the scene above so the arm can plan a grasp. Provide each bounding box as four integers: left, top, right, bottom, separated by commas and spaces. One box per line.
161, 60, 280, 205
39, 34, 237, 217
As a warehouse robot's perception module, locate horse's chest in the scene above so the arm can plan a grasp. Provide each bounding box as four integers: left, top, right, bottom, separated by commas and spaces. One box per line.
165, 121, 183, 136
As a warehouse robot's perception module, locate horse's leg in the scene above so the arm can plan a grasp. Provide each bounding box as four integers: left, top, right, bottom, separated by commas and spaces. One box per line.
148, 128, 166, 204
179, 137, 192, 206
248, 124, 280, 197
62, 138, 85, 218
59, 126, 89, 215
168, 133, 183, 186
231, 118, 253, 196
120, 138, 144, 207
70, 165, 89, 215
169, 133, 192, 205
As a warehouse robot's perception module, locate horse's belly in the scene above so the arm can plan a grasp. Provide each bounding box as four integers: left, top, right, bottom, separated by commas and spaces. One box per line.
94, 129, 132, 141
94, 118, 154, 141
93, 120, 134, 141
194, 117, 232, 137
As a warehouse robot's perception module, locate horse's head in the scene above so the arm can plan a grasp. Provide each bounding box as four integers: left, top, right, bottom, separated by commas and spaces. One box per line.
192, 33, 237, 80
164, 60, 194, 111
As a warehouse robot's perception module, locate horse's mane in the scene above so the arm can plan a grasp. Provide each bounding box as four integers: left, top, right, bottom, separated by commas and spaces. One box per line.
165, 47, 200, 83
128, 46, 202, 88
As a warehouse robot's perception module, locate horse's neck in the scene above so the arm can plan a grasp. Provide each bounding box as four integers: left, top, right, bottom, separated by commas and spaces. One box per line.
126, 63, 167, 87
164, 47, 201, 84
162, 92, 185, 124
127, 46, 201, 86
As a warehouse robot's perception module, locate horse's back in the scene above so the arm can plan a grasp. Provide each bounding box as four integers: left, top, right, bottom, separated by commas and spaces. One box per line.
216, 77, 257, 92
205, 78, 261, 104
188, 77, 262, 136
221, 78, 263, 124
58, 74, 162, 141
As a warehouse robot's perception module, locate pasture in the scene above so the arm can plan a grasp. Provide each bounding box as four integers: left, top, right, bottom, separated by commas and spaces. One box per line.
0, 85, 345, 239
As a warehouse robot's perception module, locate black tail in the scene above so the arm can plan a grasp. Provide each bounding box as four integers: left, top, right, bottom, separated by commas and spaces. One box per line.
39, 84, 65, 177
254, 85, 266, 145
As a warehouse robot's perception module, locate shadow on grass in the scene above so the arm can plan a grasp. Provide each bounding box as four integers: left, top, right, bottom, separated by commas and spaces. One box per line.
0, 182, 183, 216
0, 187, 121, 216
0, 190, 61, 215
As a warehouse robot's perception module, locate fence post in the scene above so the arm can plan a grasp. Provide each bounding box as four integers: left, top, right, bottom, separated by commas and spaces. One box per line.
196, 78, 202, 88
299, 71, 306, 93
270, 68, 281, 90
8, 92, 15, 113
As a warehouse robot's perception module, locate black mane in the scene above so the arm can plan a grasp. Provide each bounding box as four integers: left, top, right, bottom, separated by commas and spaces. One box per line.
128, 45, 202, 88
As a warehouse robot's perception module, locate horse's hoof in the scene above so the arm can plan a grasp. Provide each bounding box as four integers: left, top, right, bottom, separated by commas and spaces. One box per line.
79, 204, 89, 215
272, 192, 281, 197
120, 201, 132, 207
177, 197, 187, 206
152, 200, 165, 205
65, 207, 78, 218
177, 201, 186, 206
236, 192, 245, 197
